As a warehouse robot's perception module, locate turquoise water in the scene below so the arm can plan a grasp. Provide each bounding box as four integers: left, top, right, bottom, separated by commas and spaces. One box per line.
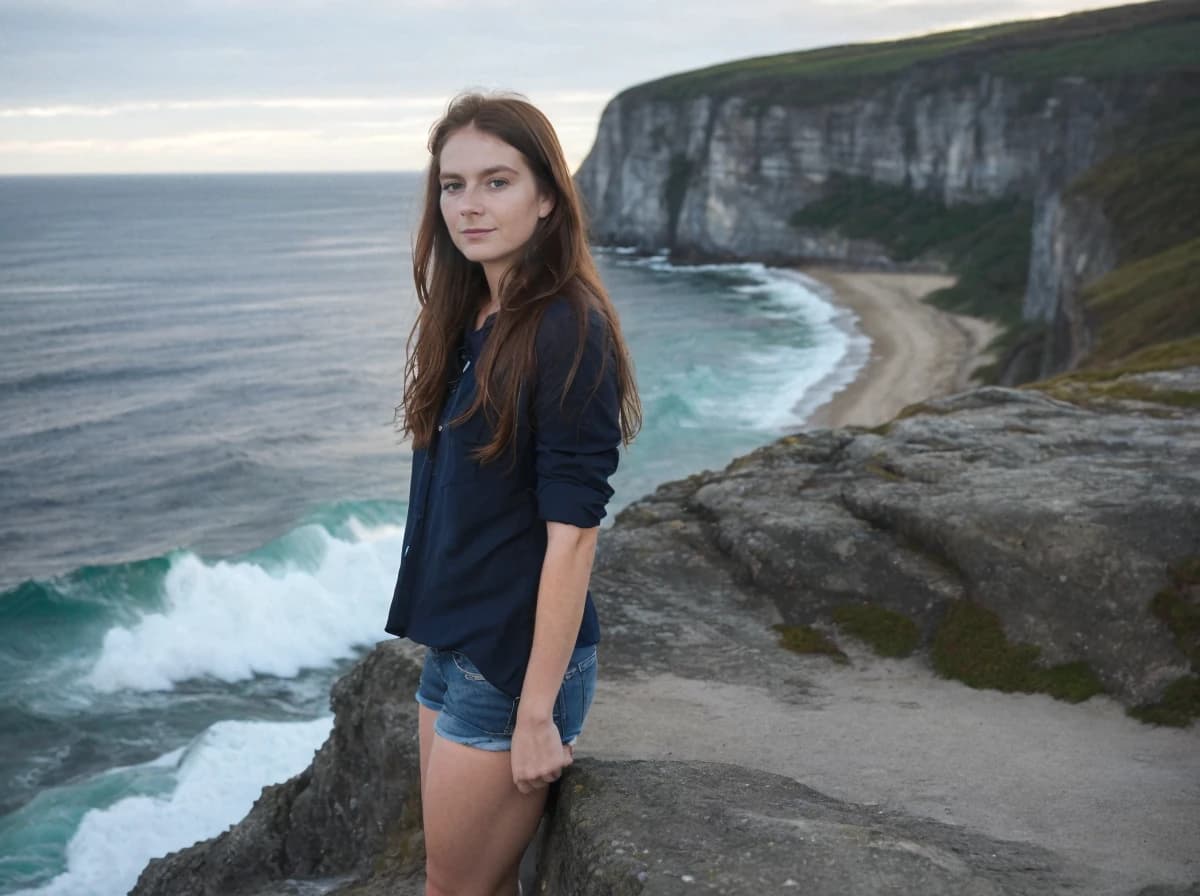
0, 172, 867, 894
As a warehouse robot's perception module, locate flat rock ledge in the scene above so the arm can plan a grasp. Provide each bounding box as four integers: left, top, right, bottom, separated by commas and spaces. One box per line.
537, 759, 1084, 895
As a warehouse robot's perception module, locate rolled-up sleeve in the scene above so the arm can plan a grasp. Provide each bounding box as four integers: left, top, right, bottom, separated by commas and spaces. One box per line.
532, 300, 622, 528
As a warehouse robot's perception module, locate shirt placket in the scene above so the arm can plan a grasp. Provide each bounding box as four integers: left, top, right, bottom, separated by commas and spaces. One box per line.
401, 345, 472, 567
396, 343, 465, 568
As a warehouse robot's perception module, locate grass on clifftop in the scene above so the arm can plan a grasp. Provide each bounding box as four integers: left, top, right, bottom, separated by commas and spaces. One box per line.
1079, 238, 1200, 368
1023, 335, 1200, 411
1058, 121, 1200, 369
790, 173, 1031, 326
932, 600, 1104, 703
1071, 131, 1200, 265
624, 3, 1199, 106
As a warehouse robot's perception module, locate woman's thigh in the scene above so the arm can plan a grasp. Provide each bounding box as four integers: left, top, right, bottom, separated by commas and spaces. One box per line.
422, 734, 548, 892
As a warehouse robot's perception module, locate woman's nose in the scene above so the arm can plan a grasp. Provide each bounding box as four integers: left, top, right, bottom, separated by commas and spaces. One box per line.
458, 184, 484, 214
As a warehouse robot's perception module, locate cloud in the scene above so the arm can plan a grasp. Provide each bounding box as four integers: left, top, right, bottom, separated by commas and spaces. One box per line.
0, 96, 447, 119
0, 0, 1124, 172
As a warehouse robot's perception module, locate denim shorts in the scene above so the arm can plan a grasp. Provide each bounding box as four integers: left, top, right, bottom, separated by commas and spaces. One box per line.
415, 644, 598, 752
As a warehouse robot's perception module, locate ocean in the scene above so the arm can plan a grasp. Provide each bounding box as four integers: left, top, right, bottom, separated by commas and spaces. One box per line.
0, 171, 868, 895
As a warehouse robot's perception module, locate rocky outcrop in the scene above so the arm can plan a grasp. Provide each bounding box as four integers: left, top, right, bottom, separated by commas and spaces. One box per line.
1007, 185, 1121, 383
614, 382, 1199, 706
536, 759, 1085, 894
129, 641, 426, 896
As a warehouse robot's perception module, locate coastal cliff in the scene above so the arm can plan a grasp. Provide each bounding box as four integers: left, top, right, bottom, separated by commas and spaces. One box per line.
575, 1, 1200, 383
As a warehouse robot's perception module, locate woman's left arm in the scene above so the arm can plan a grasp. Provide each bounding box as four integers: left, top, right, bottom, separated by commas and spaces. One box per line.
511, 521, 597, 793
512, 301, 621, 794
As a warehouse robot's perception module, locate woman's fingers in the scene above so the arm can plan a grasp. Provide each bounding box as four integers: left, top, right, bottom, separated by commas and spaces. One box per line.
511, 720, 576, 793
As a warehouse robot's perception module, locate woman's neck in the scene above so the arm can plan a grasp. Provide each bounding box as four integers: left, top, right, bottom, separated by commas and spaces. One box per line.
474, 296, 499, 331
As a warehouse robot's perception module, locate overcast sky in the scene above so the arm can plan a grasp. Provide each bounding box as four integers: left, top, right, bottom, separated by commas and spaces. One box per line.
0, 0, 1127, 175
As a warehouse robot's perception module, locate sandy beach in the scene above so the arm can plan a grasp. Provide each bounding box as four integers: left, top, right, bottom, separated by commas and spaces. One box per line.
797, 266, 1002, 430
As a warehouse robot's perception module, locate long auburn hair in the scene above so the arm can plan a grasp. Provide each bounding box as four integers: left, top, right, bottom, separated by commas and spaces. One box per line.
396, 90, 641, 473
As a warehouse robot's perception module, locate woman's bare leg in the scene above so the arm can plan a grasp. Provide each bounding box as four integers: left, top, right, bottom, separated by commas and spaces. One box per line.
421, 730, 548, 896
419, 703, 437, 804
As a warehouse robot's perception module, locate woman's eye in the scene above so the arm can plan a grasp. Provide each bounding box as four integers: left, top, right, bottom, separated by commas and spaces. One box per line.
440, 182, 461, 193
488, 178, 508, 189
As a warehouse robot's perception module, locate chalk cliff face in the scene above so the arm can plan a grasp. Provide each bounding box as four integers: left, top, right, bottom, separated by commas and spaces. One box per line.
575, 55, 1184, 380
581, 73, 1116, 255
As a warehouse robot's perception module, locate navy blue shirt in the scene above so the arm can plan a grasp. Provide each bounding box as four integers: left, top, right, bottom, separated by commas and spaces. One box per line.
384, 296, 621, 698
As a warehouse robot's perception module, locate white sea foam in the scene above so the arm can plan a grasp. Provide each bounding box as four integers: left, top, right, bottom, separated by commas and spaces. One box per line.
84, 519, 403, 693
768, 269, 872, 426
610, 256, 870, 431
13, 715, 333, 896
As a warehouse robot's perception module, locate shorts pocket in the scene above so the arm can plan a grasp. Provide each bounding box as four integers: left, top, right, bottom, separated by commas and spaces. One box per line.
450, 650, 487, 682
446, 650, 518, 737
562, 645, 598, 680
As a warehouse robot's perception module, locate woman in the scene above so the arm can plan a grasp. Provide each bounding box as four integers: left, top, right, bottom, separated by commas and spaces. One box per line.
385, 91, 641, 896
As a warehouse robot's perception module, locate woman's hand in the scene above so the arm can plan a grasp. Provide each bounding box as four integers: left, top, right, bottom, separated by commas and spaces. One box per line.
511, 716, 573, 795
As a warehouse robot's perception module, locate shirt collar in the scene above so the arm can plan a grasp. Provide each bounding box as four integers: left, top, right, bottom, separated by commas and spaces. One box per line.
464, 311, 497, 356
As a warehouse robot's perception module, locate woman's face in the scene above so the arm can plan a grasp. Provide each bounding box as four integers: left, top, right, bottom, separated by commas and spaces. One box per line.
438, 124, 555, 288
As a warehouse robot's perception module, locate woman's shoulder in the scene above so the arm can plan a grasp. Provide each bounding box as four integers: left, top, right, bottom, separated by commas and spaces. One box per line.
536, 295, 607, 345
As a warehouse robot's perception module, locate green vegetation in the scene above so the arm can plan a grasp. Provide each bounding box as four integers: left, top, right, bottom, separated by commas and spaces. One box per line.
1128, 676, 1200, 727
1071, 133, 1200, 264
1152, 560, 1200, 668
988, 20, 1200, 82
789, 174, 1032, 326
932, 600, 1104, 703
624, 3, 1198, 107
831, 603, 920, 658
772, 623, 849, 664
1060, 126, 1200, 370
1050, 115, 1200, 370
1129, 558, 1200, 727
1024, 336, 1200, 411
664, 154, 694, 237
1082, 238, 1200, 368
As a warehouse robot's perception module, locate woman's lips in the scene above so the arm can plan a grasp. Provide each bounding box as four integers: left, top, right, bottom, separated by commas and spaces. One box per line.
462, 228, 494, 237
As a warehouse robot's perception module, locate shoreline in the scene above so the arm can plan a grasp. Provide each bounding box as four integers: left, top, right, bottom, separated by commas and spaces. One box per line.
795, 266, 1002, 430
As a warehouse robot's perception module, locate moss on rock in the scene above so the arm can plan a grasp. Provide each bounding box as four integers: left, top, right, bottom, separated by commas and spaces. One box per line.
1127, 675, 1200, 727
831, 603, 920, 658
1129, 557, 1200, 727
1151, 559, 1200, 669
932, 600, 1104, 703
1024, 335, 1200, 412
773, 623, 849, 664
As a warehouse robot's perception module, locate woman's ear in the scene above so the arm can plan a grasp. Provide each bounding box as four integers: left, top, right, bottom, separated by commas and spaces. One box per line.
537, 190, 555, 220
